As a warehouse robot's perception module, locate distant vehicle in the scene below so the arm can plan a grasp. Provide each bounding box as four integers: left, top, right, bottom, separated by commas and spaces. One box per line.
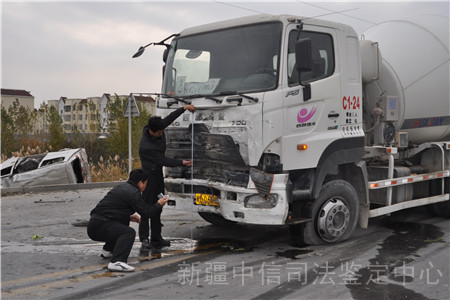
1, 148, 91, 188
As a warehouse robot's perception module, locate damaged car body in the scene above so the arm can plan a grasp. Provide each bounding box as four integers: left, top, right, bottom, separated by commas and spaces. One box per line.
1, 148, 91, 188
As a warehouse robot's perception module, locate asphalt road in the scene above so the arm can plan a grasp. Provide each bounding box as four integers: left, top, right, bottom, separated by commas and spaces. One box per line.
1, 187, 449, 300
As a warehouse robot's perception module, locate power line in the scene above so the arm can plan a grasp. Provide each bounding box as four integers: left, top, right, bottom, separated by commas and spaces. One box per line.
212, 0, 268, 15
211, 0, 377, 25
297, 1, 377, 25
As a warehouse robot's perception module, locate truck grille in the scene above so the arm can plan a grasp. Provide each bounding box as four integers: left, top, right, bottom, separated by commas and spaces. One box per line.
164, 125, 249, 187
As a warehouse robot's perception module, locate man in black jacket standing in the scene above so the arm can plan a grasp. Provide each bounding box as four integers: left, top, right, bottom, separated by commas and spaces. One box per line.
87, 169, 168, 272
139, 104, 196, 250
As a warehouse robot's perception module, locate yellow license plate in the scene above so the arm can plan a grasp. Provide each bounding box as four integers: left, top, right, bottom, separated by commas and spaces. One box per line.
195, 193, 219, 207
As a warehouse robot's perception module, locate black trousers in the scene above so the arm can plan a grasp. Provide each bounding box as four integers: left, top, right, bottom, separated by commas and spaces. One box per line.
139, 169, 164, 246
87, 219, 135, 263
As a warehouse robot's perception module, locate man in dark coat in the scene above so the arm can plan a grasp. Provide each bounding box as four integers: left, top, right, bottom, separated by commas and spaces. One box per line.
139, 104, 196, 250
87, 169, 169, 272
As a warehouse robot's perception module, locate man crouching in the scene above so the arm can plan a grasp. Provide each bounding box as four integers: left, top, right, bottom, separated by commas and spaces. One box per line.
87, 169, 168, 272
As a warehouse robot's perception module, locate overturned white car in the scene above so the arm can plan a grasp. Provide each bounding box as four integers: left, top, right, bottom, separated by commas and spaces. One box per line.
1, 148, 91, 188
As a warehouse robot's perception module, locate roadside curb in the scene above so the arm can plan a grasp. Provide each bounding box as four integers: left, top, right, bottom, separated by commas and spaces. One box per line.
1, 181, 123, 196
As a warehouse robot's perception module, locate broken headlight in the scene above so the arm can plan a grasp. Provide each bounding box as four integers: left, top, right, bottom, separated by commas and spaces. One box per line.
244, 194, 278, 208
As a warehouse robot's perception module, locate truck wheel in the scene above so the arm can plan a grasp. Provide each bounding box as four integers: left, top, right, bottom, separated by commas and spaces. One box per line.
198, 212, 237, 226
428, 178, 450, 218
303, 180, 359, 245
435, 200, 450, 218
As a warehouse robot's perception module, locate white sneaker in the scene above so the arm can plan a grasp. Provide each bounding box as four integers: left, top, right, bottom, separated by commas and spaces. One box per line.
101, 249, 113, 258
107, 261, 135, 272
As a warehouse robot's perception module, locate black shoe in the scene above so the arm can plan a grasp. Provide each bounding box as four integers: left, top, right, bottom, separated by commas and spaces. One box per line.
151, 247, 162, 258
141, 239, 152, 249
161, 239, 171, 247
139, 247, 150, 256
151, 238, 171, 249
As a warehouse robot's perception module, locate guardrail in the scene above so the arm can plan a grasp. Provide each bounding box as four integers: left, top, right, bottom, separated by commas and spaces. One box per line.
1, 181, 122, 196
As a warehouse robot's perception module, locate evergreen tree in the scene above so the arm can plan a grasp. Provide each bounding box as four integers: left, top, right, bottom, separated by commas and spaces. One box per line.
1, 100, 38, 157
46, 104, 66, 150
105, 94, 151, 167
105, 94, 128, 158
8, 100, 35, 148
1, 106, 15, 157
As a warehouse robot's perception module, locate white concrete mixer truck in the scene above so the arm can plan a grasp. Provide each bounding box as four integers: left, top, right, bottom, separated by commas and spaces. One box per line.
134, 14, 449, 245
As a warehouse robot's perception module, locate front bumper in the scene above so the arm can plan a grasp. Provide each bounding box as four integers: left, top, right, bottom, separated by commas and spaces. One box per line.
164, 174, 290, 225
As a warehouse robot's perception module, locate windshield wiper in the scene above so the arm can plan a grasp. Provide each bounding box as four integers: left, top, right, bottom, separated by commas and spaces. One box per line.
219, 91, 259, 103
183, 94, 222, 104
154, 93, 190, 105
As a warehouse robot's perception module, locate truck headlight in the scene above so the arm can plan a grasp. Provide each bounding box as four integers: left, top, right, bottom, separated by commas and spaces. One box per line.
244, 194, 278, 208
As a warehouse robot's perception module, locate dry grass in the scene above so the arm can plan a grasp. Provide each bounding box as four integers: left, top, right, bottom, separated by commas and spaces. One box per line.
12, 146, 45, 157
1, 146, 45, 163
89, 155, 129, 182
89, 155, 142, 182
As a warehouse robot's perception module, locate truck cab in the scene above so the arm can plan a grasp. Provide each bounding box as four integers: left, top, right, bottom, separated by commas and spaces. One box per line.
157, 15, 362, 227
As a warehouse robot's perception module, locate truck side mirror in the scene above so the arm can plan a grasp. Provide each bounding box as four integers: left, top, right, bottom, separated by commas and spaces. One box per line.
162, 48, 170, 78
163, 48, 169, 63
295, 38, 312, 101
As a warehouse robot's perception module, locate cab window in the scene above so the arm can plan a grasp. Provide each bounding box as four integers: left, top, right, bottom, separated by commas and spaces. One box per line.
288, 30, 334, 86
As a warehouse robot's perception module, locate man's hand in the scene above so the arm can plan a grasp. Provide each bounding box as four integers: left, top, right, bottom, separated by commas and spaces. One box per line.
183, 105, 196, 113
130, 214, 141, 223
182, 160, 192, 167
157, 197, 169, 207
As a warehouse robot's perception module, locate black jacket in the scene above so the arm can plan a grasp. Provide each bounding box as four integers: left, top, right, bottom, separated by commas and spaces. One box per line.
139, 107, 186, 174
90, 181, 162, 225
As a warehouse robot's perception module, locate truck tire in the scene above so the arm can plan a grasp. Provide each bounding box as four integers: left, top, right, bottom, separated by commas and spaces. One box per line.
428, 178, 450, 218
303, 179, 359, 245
198, 212, 237, 226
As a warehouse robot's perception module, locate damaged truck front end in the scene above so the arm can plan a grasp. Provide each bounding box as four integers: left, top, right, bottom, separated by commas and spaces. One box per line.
163, 122, 290, 225
153, 16, 291, 225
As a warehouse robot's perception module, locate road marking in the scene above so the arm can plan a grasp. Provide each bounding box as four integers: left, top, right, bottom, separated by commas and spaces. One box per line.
1, 249, 222, 297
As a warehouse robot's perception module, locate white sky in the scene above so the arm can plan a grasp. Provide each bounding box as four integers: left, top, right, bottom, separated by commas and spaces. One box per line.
1, 1, 449, 108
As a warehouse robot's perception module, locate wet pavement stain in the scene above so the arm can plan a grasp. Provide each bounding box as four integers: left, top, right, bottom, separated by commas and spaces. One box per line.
347, 222, 445, 299
196, 238, 255, 252
220, 242, 255, 252
135, 237, 255, 260
275, 249, 313, 259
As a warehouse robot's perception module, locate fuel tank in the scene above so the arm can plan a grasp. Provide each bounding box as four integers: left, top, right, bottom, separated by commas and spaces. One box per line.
362, 15, 449, 144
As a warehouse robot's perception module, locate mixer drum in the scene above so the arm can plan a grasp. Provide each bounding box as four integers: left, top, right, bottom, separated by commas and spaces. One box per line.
363, 15, 449, 144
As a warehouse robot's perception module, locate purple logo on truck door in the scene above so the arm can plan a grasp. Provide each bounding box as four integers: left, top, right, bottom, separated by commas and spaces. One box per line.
297, 106, 317, 123
296, 106, 317, 128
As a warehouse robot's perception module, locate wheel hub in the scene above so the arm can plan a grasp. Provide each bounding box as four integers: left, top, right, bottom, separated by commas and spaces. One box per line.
317, 198, 351, 242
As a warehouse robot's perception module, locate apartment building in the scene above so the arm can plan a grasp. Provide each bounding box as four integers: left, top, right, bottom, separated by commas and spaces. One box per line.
1, 89, 156, 135
0, 88, 44, 134
1, 88, 35, 111
59, 93, 156, 134
58, 96, 102, 133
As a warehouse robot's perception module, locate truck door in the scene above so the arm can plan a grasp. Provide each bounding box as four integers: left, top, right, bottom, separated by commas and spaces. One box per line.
280, 25, 342, 171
